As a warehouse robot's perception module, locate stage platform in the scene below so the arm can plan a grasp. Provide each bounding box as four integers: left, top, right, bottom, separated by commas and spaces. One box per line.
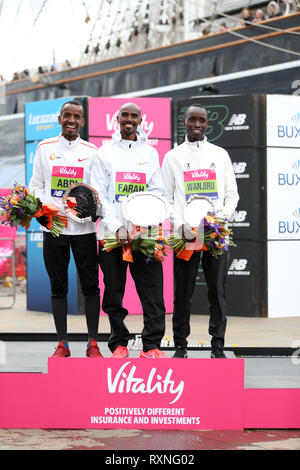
0, 341, 300, 391
1, 292, 300, 433
1, 290, 300, 389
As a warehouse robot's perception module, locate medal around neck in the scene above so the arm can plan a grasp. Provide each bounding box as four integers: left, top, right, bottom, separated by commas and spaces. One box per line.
121, 191, 170, 226
184, 195, 214, 227
62, 183, 102, 223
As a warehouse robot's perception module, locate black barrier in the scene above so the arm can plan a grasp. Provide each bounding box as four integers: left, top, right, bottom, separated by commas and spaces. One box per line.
175, 95, 268, 318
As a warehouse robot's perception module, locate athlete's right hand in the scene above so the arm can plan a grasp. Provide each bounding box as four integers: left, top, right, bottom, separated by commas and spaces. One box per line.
179, 223, 196, 242
116, 226, 131, 247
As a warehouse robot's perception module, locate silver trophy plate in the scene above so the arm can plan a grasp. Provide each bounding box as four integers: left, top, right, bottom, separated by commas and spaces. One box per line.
184, 195, 214, 227
121, 192, 170, 227
62, 183, 101, 223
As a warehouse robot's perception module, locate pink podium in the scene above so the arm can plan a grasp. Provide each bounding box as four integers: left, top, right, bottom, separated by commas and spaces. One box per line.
1, 358, 300, 429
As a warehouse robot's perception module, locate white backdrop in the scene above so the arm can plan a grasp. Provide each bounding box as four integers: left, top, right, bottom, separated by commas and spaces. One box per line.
266, 94, 300, 317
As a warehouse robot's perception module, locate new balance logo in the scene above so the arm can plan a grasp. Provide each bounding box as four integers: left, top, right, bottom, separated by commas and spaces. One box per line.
229, 259, 247, 270
228, 211, 250, 228
230, 211, 247, 222
233, 162, 249, 179
228, 259, 250, 276
225, 114, 249, 131
228, 114, 247, 126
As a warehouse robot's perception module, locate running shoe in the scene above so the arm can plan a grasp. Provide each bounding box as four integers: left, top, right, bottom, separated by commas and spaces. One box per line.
86, 341, 103, 358
211, 345, 226, 358
139, 348, 168, 358
111, 346, 129, 358
52, 342, 70, 358
172, 347, 188, 358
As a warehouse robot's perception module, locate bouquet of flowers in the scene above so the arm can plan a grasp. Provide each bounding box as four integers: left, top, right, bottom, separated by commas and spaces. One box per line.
168, 212, 236, 260
102, 225, 168, 262
0, 183, 68, 237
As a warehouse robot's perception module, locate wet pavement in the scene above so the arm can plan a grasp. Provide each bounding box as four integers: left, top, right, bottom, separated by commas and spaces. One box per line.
0, 428, 300, 451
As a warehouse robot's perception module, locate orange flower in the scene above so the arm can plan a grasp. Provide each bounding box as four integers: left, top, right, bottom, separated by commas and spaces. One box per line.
154, 249, 165, 261
210, 232, 218, 238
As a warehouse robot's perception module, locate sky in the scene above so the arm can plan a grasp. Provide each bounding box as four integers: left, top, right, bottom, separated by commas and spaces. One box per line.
0, 0, 102, 80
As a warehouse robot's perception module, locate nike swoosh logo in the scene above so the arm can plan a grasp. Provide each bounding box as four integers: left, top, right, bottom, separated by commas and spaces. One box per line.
78, 158, 88, 162
138, 161, 147, 165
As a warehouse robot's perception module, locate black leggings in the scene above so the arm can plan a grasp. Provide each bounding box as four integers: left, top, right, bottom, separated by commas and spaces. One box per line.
43, 232, 100, 341
98, 246, 166, 353
173, 250, 229, 349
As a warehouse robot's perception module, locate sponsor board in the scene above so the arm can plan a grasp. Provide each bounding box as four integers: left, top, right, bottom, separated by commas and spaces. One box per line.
25, 97, 75, 141
192, 241, 267, 317
88, 97, 171, 140
267, 94, 300, 148
267, 148, 300, 240
1, 359, 299, 429
229, 147, 267, 241
267, 240, 300, 317
176, 95, 262, 147
0, 358, 245, 429
88, 97, 173, 315
26, 232, 78, 314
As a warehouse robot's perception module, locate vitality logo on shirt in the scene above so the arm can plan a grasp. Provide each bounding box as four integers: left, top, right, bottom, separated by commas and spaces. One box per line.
51, 166, 84, 197
115, 171, 146, 201
184, 169, 218, 201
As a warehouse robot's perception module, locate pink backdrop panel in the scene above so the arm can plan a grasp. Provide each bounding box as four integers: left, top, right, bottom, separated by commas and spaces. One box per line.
89, 132, 174, 316
0, 188, 17, 238
0, 373, 47, 428
88, 97, 171, 139
0, 189, 17, 274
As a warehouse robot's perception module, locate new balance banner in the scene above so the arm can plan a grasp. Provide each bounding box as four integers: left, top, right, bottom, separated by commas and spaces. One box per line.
191, 241, 267, 318
175, 95, 264, 148
229, 148, 267, 241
